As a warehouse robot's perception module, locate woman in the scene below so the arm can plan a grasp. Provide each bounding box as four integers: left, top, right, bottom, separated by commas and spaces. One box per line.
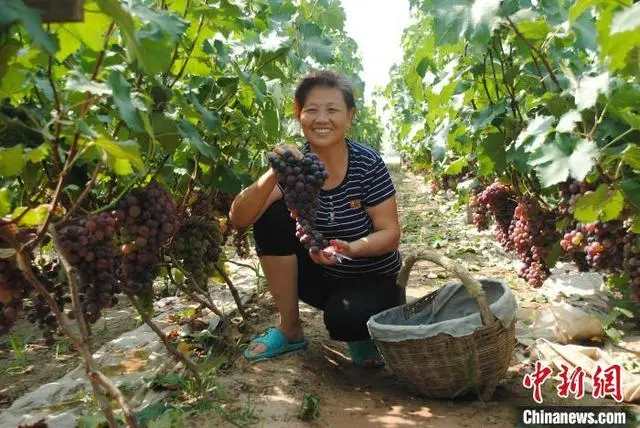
229, 70, 402, 367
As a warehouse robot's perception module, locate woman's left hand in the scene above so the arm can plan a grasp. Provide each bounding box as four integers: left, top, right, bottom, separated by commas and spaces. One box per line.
309, 249, 336, 265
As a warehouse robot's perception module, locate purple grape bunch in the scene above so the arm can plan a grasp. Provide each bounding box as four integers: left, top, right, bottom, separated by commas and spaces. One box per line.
268, 150, 329, 253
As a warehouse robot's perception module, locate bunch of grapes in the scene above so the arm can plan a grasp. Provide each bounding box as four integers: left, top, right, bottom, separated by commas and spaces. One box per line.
0, 226, 31, 335
268, 150, 329, 253
56, 213, 119, 324
509, 197, 559, 287
233, 227, 250, 258
469, 187, 489, 231
476, 180, 517, 249
559, 180, 597, 216
622, 233, 640, 302
561, 221, 625, 272
171, 216, 223, 287
26, 260, 69, 345
116, 182, 178, 296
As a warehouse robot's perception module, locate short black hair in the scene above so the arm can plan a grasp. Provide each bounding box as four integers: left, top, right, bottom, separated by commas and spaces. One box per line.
293, 70, 356, 117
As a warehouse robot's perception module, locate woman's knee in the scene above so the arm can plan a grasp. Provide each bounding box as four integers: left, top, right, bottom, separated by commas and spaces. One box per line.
253, 200, 297, 256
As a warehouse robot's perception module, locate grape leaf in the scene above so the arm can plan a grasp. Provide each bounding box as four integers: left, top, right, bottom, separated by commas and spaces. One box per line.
108, 71, 144, 133
53, 4, 112, 60
188, 94, 220, 133
622, 144, 640, 170
151, 114, 180, 154
178, 120, 219, 159
65, 70, 112, 96
515, 115, 554, 152
574, 184, 608, 222
529, 137, 597, 187
470, 100, 507, 131
94, 138, 144, 171
572, 72, 610, 111
0, 188, 10, 217
556, 110, 582, 133
0, 145, 25, 177
12, 205, 48, 226
622, 178, 640, 211
630, 215, 640, 233
517, 20, 552, 39
610, 3, 640, 35
127, 0, 188, 40
443, 157, 468, 176
478, 132, 506, 175
2, 0, 58, 55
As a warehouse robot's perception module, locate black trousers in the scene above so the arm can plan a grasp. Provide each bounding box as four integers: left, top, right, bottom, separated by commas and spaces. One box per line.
252, 199, 402, 341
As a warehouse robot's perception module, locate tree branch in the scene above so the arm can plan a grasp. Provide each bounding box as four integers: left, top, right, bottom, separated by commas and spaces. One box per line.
214, 264, 247, 320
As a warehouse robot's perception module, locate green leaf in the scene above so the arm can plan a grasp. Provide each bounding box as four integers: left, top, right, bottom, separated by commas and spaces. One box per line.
65, 70, 112, 96
77, 414, 109, 428
574, 184, 608, 222
12, 205, 47, 226
263, 100, 280, 139
630, 215, 640, 233
0, 188, 11, 217
2, 0, 58, 55
622, 144, 640, 170
53, 3, 113, 60
0, 41, 20, 83
188, 95, 220, 133
108, 71, 144, 133
622, 178, 640, 210
517, 20, 552, 39
529, 136, 598, 187
556, 110, 582, 133
443, 157, 468, 176
178, 120, 219, 159
478, 132, 506, 175
0, 145, 25, 177
151, 113, 180, 154
94, 138, 145, 171
470, 100, 507, 131
574, 184, 624, 222
569, 0, 601, 22
515, 115, 554, 152
211, 164, 242, 194
610, 3, 640, 35
127, 1, 188, 40
148, 409, 184, 428
25, 144, 48, 163
572, 72, 610, 111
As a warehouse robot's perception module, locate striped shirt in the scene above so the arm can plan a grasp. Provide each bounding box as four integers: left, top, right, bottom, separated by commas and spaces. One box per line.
303, 140, 402, 278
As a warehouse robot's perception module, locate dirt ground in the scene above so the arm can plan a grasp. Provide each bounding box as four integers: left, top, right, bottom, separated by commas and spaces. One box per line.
185, 166, 638, 427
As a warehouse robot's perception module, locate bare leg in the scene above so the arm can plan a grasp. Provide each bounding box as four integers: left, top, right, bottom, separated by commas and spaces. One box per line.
246, 254, 304, 356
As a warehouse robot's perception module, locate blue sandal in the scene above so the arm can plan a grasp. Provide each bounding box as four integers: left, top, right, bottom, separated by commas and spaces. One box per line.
244, 328, 309, 361
347, 339, 385, 368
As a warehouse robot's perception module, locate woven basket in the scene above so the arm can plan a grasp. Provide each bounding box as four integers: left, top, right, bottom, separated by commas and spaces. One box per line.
371, 249, 516, 401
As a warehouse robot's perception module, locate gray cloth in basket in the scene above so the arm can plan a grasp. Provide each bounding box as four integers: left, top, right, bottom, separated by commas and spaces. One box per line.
367, 279, 517, 342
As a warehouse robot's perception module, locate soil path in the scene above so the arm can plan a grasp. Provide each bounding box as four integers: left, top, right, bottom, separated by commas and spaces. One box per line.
186, 164, 618, 428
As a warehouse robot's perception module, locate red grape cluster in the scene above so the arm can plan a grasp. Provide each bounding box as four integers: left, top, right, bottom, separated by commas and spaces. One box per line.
469, 187, 489, 230
561, 221, 625, 272
233, 227, 250, 258
26, 260, 69, 345
268, 150, 329, 253
474, 180, 517, 249
116, 182, 178, 296
622, 233, 640, 302
171, 216, 223, 287
0, 226, 32, 334
56, 213, 120, 323
509, 198, 559, 287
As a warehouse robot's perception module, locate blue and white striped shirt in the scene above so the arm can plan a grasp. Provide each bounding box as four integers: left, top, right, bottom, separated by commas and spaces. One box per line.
304, 140, 402, 278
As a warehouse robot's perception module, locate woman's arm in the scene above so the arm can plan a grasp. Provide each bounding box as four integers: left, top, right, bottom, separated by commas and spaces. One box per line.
344, 196, 401, 257
228, 169, 280, 228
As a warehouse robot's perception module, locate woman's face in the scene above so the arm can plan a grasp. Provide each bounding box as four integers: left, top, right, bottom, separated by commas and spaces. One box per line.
298, 86, 354, 149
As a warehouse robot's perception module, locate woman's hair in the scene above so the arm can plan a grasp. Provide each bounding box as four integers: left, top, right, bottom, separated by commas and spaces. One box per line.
293, 70, 356, 118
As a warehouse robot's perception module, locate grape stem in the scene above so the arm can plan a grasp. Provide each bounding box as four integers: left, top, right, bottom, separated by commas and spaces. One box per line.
214, 264, 247, 320
166, 261, 224, 318
126, 292, 202, 382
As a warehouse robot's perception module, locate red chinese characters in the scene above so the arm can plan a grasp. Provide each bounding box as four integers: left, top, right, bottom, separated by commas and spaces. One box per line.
592, 364, 623, 402
557, 364, 586, 399
523, 361, 553, 404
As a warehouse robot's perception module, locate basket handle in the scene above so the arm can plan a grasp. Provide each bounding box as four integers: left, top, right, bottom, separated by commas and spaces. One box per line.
396, 249, 496, 328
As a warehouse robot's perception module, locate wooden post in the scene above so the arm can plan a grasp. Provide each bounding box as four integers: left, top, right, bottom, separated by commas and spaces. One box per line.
24, 0, 84, 23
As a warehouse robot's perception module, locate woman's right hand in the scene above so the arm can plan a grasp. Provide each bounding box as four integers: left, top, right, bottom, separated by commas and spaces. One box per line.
271, 144, 304, 160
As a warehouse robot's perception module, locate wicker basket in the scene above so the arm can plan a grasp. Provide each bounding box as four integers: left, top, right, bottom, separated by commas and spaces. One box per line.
371, 249, 516, 401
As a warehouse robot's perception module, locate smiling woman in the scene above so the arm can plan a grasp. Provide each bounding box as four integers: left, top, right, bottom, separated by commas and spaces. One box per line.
229, 70, 402, 368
